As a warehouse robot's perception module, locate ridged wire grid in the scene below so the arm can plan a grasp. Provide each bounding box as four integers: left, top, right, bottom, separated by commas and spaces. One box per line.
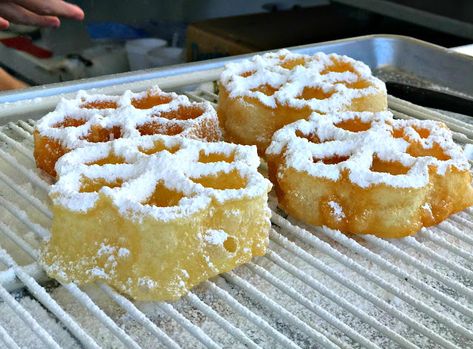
0, 83, 472, 348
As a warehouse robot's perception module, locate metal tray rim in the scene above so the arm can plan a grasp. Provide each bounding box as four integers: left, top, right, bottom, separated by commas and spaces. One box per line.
1, 34, 472, 105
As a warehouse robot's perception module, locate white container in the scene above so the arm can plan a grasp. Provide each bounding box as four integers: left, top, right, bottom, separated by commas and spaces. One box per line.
147, 47, 184, 67
125, 38, 167, 70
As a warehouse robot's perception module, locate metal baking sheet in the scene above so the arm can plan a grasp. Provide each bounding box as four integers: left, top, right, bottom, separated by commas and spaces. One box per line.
1, 34, 473, 125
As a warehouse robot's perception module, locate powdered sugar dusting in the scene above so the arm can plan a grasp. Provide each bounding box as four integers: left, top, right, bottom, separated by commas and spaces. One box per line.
328, 201, 345, 221
51, 134, 272, 221
205, 229, 228, 245
35, 85, 221, 150
220, 49, 386, 112
267, 111, 470, 188
118, 248, 130, 258
464, 144, 473, 160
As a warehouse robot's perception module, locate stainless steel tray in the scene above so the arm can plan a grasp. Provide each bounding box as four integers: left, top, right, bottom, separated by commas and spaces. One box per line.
1, 34, 473, 125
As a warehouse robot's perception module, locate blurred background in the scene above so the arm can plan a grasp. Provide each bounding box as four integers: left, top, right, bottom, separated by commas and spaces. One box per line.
0, 0, 472, 86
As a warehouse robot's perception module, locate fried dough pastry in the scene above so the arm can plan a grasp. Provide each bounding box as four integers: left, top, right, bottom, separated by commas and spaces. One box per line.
266, 111, 473, 238
41, 134, 271, 301
218, 50, 387, 153
34, 86, 221, 177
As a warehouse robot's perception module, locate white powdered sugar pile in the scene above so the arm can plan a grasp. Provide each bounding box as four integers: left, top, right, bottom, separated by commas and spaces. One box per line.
204, 229, 228, 245
327, 201, 345, 221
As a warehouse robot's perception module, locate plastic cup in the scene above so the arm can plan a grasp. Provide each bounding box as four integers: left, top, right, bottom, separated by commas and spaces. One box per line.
125, 38, 167, 70
147, 47, 184, 67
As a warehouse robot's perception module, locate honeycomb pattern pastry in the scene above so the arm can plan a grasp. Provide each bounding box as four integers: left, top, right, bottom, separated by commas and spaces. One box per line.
34, 86, 221, 177
266, 111, 473, 238
41, 134, 272, 301
218, 49, 387, 153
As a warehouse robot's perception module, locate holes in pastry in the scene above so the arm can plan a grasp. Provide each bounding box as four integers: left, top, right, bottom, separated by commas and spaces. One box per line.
321, 60, 356, 75
52, 117, 87, 128
87, 153, 126, 166
335, 118, 371, 132
412, 126, 431, 139
393, 126, 432, 144
370, 155, 410, 175
131, 94, 173, 109
407, 143, 451, 161
343, 79, 371, 89
280, 57, 306, 69
313, 155, 350, 165
81, 100, 118, 109
295, 130, 321, 143
392, 127, 405, 139
223, 236, 238, 253
297, 86, 334, 100
80, 177, 123, 193
251, 84, 278, 96
83, 125, 122, 143
198, 150, 235, 163
240, 70, 255, 78
159, 106, 204, 120
137, 122, 184, 136
191, 170, 247, 190
139, 140, 180, 155
142, 181, 184, 207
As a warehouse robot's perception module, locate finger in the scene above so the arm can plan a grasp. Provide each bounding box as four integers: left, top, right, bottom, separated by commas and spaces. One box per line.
0, 16, 9, 29
0, 68, 28, 90
13, 0, 84, 20
0, 3, 60, 27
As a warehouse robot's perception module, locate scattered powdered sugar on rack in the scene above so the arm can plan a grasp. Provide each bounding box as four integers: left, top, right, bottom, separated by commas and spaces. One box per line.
0, 290, 80, 348
220, 49, 386, 112
0, 95, 472, 348
266, 110, 469, 188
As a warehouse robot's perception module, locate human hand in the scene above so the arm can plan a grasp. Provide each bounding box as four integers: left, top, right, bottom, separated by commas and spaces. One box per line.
0, 0, 84, 29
